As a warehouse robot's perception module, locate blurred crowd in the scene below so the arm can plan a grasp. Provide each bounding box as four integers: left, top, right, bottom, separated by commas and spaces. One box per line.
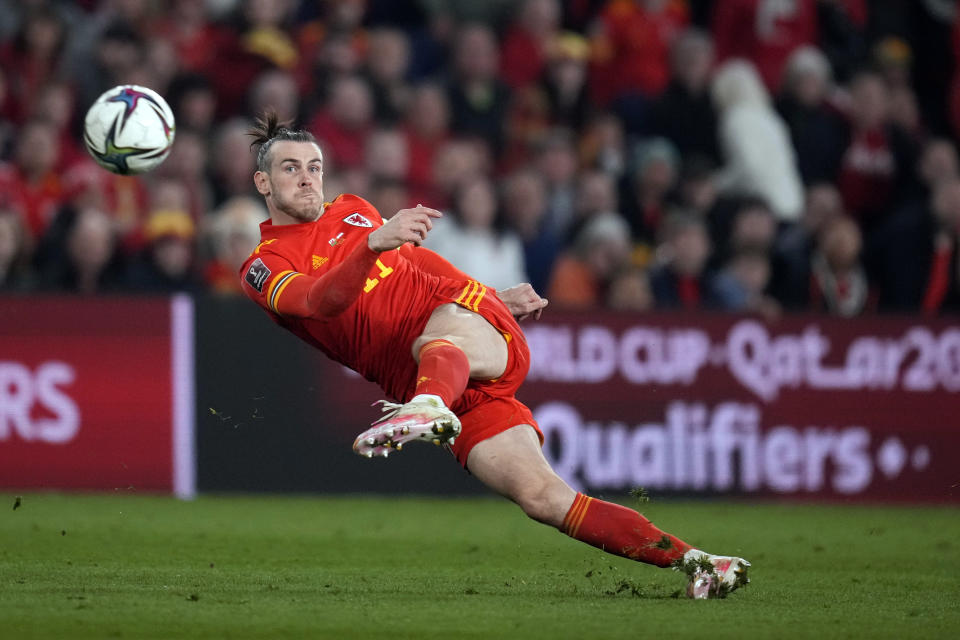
2, 0, 960, 316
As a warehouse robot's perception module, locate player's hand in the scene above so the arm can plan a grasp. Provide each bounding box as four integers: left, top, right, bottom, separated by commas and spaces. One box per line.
368, 204, 442, 251
498, 284, 548, 321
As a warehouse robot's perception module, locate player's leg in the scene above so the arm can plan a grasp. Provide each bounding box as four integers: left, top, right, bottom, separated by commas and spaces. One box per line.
467, 424, 691, 565
354, 303, 507, 456
467, 424, 751, 598
411, 302, 508, 380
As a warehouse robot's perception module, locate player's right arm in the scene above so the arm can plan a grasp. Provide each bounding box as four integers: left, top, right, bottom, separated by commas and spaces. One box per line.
241, 243, 380, 318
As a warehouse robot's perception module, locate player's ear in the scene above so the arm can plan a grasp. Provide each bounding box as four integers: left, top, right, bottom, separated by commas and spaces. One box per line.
254, 170, 271, 196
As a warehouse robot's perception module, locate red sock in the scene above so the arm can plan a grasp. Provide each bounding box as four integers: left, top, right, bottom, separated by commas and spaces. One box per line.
414, 340, 470, 407
561, 493, 691, 567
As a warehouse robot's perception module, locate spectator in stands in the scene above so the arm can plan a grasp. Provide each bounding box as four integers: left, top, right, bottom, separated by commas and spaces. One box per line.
31, 80, 86, 171
712, 0, 817, 91
917, 138, 960, 196
569, 169, 619, 242
308, 74, 374, 171
725, 198, 777, 259
248, 68, 300, 124
835, 70, 916, 231
648, 211, 719, 309
547, 211, 632, 308
500, 0, 561, 90
651, 28, 719, 164
365, 128, 409, 185
607, 266, 653, 311
210, 0, 299, 116
713, 246, 778, 315
446, 23, 511, 153
579, 112, 627, 176
365, 28, 412, 125
155, 130, 210, 222
773, 182, 845, 309
873, 37, 912, 91
0, 8, 67, 124
776, 46, 848, 185
712, 59, 804, 222
888, 83, 924, 145
502, 168, 561, 293
368, 178, 411, 222
425, 174, 528, 290
153, 0, 225, 77
402, 82, 451, 203
535, 129, 579, 235
871, 177, 960, 314
589, 0, 689, 108
209, 118, 258, 206
809, 215, 873, 316
0, 208, 34, 291
126, 207, 201, 293
675, 155, 720, 218
0, 118, 65, 244
76, 21, 146, 111
623, 137, 679, 244
540, 32, 590, 130
142, 35, 181, 97
203, 195, 268, 295
430, 137, 492, 210
40, 206, 124, 294
167, 73, 218, 136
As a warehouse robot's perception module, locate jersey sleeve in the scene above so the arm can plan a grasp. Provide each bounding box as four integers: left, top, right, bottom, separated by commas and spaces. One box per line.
240, 251, 304, 314
241, 242, 382, 319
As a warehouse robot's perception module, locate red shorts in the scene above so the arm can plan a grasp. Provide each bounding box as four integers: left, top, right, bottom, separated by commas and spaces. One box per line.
442, 283, 544, 467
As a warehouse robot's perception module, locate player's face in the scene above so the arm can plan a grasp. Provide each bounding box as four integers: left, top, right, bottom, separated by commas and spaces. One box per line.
256, 141, 324, 223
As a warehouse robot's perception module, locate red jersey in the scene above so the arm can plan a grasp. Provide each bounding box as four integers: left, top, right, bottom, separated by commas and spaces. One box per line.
239, 194, 486, 402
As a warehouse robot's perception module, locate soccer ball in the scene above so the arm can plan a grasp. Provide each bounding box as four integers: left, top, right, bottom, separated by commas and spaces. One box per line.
82, 85, 176, 175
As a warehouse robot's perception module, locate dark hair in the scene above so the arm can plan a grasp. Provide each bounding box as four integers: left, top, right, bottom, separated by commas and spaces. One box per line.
247, 109, 318, 172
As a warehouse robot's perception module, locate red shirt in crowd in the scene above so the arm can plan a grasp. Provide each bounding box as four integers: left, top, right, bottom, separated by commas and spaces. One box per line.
589, 0, 689, 104
0, 164, 64, 240
836, 128, 896, 224
713, 0, 818, 90
308, 112, 370, 171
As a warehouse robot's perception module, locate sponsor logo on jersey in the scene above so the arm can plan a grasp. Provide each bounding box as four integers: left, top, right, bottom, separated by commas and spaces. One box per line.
329, 232, 345, 246
245, 258, 271, 292
343, 212, 372, 227
312, 255, 329, 269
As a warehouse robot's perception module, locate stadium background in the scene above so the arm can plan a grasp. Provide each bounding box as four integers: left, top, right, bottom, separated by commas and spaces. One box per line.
2, 0, 959, 501
2, 2, 959, 638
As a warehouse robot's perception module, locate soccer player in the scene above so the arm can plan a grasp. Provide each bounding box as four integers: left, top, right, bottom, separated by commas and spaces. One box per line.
239, 113, 749, 599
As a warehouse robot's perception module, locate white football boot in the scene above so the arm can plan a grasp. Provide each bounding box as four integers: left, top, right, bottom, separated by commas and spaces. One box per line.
677, 549, 751, 599
353, 394, 461, 458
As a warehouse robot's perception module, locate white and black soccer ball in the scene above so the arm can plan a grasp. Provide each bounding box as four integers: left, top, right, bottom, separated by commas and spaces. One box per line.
82, 84, 176, 175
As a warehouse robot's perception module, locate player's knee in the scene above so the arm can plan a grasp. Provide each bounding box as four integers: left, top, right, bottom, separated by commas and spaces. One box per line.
513, 480, 566, 527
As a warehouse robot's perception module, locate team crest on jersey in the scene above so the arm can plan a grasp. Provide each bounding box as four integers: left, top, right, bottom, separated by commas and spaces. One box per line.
343, 212, 372, 227
245, 258, 271, 292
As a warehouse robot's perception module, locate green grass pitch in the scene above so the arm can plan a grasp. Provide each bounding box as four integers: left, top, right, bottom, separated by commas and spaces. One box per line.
2, 493, 958, 639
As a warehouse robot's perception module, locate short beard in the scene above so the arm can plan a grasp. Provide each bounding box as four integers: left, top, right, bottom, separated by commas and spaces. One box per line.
273, 193, 323, 222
